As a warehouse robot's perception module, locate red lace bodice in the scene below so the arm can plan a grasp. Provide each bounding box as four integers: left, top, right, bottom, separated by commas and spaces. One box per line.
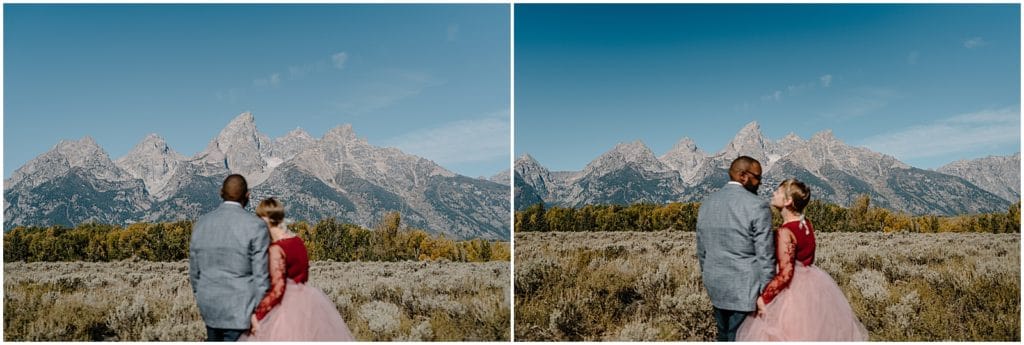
253, 236, 310, 320
759, 218, 817, 305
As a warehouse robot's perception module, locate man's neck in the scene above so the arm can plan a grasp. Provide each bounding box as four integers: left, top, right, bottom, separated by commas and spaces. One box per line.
727, 181, 742, 186
223, 201, 243, 207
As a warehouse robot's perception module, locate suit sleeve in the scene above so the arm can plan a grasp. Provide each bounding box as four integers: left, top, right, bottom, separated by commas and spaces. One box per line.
248, 221, 271, 315
696, 212, 706, 272
188, 228, 200, 295
752, 201, 776, 291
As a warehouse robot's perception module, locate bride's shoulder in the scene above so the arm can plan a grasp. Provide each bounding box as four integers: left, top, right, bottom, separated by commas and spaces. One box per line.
775, 225, 797, 239
275, 234, 297, 242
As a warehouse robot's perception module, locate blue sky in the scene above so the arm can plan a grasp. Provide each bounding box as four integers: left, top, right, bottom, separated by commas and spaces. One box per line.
4, 4, 510, 179
516, 4, 1020, 171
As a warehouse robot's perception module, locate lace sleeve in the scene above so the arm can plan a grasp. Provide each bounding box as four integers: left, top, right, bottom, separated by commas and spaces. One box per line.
253, 244, 287, 321
760, 228, 796, 305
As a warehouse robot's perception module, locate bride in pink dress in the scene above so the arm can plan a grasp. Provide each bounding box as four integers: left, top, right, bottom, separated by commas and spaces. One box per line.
240, 198, 355, 341
736, 179, 869, 341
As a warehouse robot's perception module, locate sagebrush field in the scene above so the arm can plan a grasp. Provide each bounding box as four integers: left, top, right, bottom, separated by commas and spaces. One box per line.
514, 231, 1020, 341
4, 260, 510, 341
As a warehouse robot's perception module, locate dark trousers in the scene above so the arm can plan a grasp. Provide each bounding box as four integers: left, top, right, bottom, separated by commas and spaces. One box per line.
713, 307, 749, 341
205, 327, 246, 342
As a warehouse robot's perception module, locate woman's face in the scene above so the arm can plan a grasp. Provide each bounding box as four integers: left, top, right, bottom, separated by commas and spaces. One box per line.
770, 185, 788, 210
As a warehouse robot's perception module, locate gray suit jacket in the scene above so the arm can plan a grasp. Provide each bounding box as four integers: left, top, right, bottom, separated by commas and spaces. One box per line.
189, 202, 270, 330
696, 183, 775, 312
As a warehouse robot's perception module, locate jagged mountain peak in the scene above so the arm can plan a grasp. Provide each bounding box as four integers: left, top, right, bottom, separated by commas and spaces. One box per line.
717, 121, 770, 165
124, 133, 175, 155
660, 136, 709, 179
514, 121, 1012, 216
515, 153, 550, 176
581, 140, 665, 177
228, 111, 255, 126
282, 127, 314, 140
738, 120, 762, 134
516, 153, 542, 166
593, 140, 659, 166
194, 112, 273, 183
118, 133, 185, 165
810, 129, 838, 143
937, 152, 1021, 202
55, 136, 113, 168
57, 135, 100, 151
115, 133, 186, 197
216, 112, 263, 142
609, 140, 655, 157
730, 121, 766, 143
5, 112, 510, 239
141, 132, 164, 143
323, 124, 359, 142
772, 132, 806, 161
7, 135, 130, 191
490, 169, 511, 185
669, 137, 699, 152
939, 152, 1020, 168
272, 127, 318, 162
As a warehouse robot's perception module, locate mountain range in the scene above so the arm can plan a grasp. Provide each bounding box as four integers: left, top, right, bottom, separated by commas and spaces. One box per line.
4, 112, 510, 240
515, 121, 1019, 216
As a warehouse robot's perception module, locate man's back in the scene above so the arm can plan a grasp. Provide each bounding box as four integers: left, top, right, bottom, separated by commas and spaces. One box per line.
696, 183, 774, 312
189, 203, 270, 330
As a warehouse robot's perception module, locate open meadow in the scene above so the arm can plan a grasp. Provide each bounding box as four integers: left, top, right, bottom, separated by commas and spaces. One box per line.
514, 231, 1020, 341
4, 260, 510, 341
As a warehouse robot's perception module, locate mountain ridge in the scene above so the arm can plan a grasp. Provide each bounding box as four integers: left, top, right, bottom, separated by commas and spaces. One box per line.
4, 112, 509, 240
516, 121, 1017, 215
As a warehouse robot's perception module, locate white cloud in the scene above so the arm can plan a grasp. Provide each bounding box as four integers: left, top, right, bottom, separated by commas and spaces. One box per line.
382, 110, 510, 165
447, 24, 460, 42
332, 52, 349, 69
964, 37, 988, 49
248, 51, 348, 90
253, 73, 282, 87
859, 106, 1020, 160
820, 74, 832, 87
820, 87, 899, 119
762, 74, 834, 102
762, 90, 783, 102
288, 61, 328, 79
332, 70, 444, 116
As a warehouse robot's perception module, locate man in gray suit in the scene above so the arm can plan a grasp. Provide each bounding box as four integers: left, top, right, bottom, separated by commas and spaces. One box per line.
696, 156, 775, 341
189, 174, 270, 341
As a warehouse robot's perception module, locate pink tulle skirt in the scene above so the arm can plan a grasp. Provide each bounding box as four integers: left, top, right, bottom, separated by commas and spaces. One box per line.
737, 263, 869, 341
241, 279, 355, 341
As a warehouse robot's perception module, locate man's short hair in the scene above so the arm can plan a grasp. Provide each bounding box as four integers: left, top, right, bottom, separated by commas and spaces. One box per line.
729, 156, 761, 176
220, 174, 248, 203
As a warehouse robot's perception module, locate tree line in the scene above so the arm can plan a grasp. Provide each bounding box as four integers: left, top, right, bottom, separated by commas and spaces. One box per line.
3, 212, 510, 263
515, 195, 1021, 234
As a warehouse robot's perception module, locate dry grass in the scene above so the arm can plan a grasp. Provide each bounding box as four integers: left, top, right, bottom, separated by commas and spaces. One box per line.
4, 260, 509, 341
514, 231, 1020, 341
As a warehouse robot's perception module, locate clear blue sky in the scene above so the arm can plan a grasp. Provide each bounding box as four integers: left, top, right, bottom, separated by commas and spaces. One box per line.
4, 4, 510, 179
516, 4, 1020, 171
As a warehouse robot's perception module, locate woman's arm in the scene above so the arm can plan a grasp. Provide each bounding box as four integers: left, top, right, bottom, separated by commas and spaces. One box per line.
253, 244, 287, 321
759, 228, 796, 305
